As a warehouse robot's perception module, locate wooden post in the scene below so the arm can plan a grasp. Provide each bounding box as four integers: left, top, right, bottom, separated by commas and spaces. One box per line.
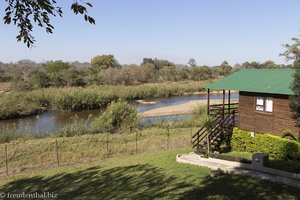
106, 133, 109, 159
5, 144, 8, 175
135, 131, 138, 155
228, 90, 231, 114
207, 89, 210, 115
167, 125, 170, 150
55, 139, 60, 167
190, 127, 193, 145
197, 132, 200, 152
222, 90, 225, 118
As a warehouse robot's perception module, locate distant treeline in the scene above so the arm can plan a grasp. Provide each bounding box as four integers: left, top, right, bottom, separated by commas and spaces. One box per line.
0, 56, 292, 91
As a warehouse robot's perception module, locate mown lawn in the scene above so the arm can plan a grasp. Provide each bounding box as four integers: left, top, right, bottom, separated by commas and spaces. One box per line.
0, 148, 299, 200
222, 151, 300, 173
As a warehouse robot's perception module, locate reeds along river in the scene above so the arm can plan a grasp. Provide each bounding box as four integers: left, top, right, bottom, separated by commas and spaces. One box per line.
0, 93, 239, 137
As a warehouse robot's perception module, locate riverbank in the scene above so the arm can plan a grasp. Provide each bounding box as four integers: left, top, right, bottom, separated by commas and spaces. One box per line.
0, 81, 210, 120
141, 99, 239, 117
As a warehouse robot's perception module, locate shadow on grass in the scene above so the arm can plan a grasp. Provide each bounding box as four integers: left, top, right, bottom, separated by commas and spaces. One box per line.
1, 164, 299, 199
0, 164, 192, 199
180, 174, 300, 200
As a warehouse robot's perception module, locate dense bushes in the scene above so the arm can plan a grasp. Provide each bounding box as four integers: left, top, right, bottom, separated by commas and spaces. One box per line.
3, 59, 220, 90
0, 93, 44, 119
231, 128, 300, 161
52, 89, 118, 111
0, 82, 206, 119
0, 57, 292, 91
91, 102, 138, 133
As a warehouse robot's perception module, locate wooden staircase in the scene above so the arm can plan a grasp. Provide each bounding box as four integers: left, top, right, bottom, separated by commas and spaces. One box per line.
191, 107, 238, 154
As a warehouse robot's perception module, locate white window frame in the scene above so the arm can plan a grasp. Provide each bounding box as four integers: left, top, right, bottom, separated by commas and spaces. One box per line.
255, 97, 273, 113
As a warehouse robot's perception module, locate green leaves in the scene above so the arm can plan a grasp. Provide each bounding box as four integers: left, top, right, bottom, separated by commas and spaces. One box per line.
91, 101, 138, 133
231, 128, 300, 161
84, 14, 96, 25
71, 2, 95, 24
91, 55, 120, 71
3, 0, 95, 47
282, 37, 300, 127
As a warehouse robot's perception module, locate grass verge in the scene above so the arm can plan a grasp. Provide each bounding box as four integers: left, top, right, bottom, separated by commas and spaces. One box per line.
0, 127, 195, 175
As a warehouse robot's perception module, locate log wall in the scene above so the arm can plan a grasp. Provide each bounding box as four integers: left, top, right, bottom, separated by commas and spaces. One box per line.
239, 91, 299, 136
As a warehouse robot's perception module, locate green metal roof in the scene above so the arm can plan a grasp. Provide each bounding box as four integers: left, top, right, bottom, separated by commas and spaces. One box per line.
206, 69, 294, 95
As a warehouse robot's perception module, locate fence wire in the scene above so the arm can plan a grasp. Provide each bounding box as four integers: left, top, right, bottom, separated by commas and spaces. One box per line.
0, 127, 196, 176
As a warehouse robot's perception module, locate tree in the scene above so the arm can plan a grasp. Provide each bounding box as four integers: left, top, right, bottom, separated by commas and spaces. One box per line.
45, 61, 71, 87
158, 66, 178, 82
91, 55, 120, 71
30, 69, 50, 88
282, 37, 300, 127
46, 61, 70, 73
261, 60, 278, 69
249, 61, 260, 69
139, 63, 157, 83
188, 58, 197, 67
142, 58, 175, 70
65, 69, 86, 87
290, 61, 300, 126
3, 0, 95, 47
218, 60, 232, 76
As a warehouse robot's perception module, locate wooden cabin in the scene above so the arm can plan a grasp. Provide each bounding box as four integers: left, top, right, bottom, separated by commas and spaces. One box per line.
206, 69, 299, 136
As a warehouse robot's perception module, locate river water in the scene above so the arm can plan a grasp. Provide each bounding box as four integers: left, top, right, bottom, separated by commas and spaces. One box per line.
0, 93, 238, 136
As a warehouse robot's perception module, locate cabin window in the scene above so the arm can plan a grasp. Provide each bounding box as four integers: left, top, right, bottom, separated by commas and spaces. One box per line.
255, 97, 273, 112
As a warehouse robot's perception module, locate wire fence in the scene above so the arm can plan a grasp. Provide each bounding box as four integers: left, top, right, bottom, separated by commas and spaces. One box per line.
0, 127, 196, 176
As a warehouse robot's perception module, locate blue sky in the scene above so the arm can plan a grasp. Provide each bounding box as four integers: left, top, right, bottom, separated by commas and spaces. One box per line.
0, 0, 300, 65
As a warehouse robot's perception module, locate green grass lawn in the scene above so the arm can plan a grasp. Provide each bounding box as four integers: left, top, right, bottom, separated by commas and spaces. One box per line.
0, 148, 299, 200
222, 151, 300, 173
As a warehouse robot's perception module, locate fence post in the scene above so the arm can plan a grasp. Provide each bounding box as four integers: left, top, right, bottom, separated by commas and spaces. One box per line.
5, 144, 8, 176
55, 139, 60, 167
190, 127, 193, 145
106, 132, 109, 159
167, 125, 170, 150
135, 131, 138, 154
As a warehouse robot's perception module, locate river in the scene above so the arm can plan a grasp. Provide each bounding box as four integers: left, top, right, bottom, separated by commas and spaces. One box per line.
0, 93, 238, 136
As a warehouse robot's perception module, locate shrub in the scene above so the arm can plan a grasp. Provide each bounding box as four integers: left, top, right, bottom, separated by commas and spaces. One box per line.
0, 93, 43, 119
231, 128, 300, 161
91, 102, 138, 133
0, 81, 207, 119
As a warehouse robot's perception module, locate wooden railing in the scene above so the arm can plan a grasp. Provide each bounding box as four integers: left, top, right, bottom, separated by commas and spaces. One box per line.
209, 103, 239, 117
191, 108, 238, 152
191, 109, 224, 148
